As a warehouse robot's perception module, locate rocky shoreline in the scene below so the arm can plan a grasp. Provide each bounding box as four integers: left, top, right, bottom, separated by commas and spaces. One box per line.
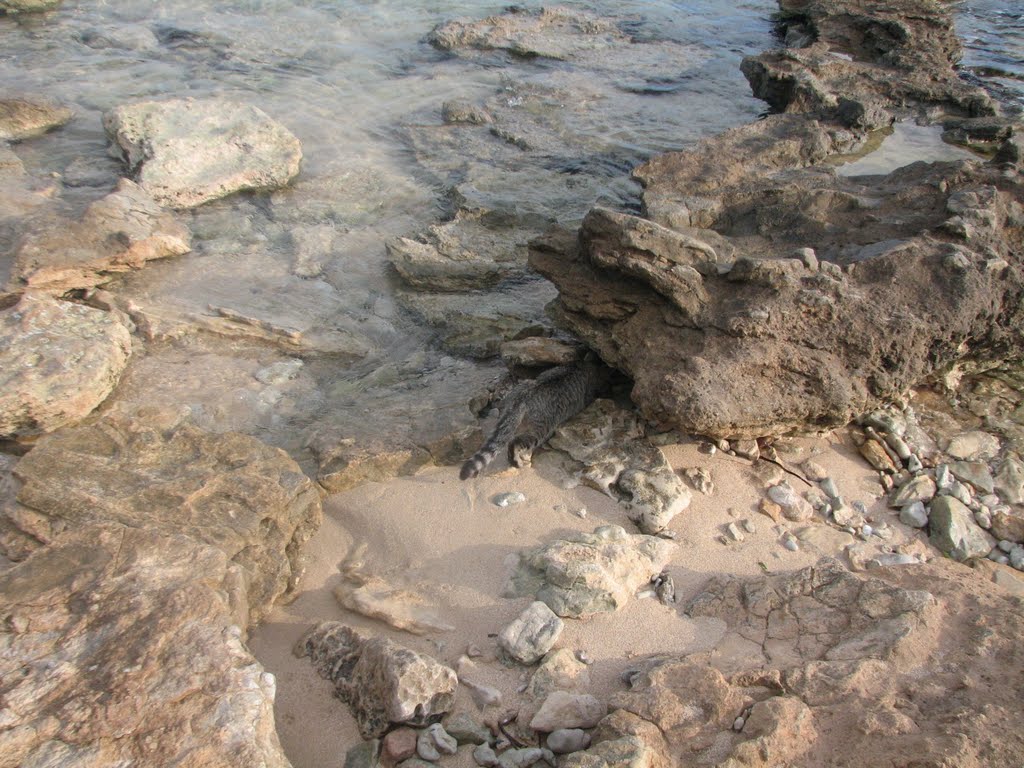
1, 1, 1023, 768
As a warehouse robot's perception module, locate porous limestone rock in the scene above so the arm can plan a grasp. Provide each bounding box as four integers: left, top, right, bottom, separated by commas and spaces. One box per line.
297, 622, 458, 739
103, 98, 302, 209
0, 294, 131, 438
530, 691, 606, 732
0, 524, 288, 768
11, 179, 191, 293
9, 413, 322, 622
505, 524, 675, 618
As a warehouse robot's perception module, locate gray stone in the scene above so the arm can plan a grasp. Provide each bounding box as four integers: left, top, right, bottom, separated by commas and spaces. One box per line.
0, 97, 71, 140
497, 748, 554, 768
831, 500, 865, 528
732, 439, 760, 460
945, 431, 1001, 461
474, 744, 500, 767
0, 294, 131, 439
504, 525, 675, 618
768, 482, 813, 522
444, 713, 491, 745
885, 433, 912, 461
530, 691, 606, 732
493, 492, 527, 507
103, 98, 302, 209
899, 501, 929, 528
890, 475, 937, 507
1010, 546, 1024, 570
928, 496, 997, 562
682, 466, 714, 495
297, 623, 458, 738
345, 740, 381, 768
499, 601, 565, 664
991, 510, 1024, 543
995, 457, 1024, 505
867, 553, 920, 568
417, 724, 457, 761
547, 729, 591, 754
820, 477, 841, 500
950, 461, 995, 494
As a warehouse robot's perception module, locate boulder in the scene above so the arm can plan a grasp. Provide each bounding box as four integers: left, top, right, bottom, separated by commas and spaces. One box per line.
103, 98, 302, 209
11, 179, 191, 293
0, 524, 288, 768
0, 294, 131, 439
504, 524, 675, 618
297, 622, 458, 739
928, 496, 996, 561
0, 97, 72, 140
10, 413, 322, 623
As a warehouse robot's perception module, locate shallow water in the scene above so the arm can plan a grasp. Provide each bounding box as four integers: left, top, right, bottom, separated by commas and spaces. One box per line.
955, 0, 1024, 113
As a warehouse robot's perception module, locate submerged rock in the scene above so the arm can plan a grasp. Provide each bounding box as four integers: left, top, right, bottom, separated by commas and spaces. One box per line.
11, 178, 191, 293
0, 294, 131, 439
0, 524, 289, 768
9, 413, 322, 622
505, 524, 675, 618
0, 97, 72, 140
103, 98, 302, 209
297, 622, 458, 739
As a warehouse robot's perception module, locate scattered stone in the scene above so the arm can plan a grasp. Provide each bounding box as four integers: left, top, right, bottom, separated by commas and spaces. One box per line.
547, 728, 591, 754
726, 521, 745, 542
781, 532, 800, 551
928, 496, 997, 562
946, 431, 1002, 461
759, 498, 783, 522
494, 491, 527, 507
742, 518, 757, 533
820, 477, 841, 500
1011, 545, 1024, 571
768, 482, 814, 522
444, 713, 491, 746
0, 294, 131, 439
474, 744, 500, 767
867, 553, 920, 569
0, 97, 72, 141
682, 466, 714, 494
346, 740, 382, 768
975, 507, 993, 530
497, 747, 554, 768
899, 501, 929, 528
417, 724, 458, 762
499, 600, 565, 664
732, 438, 760, 460
504, 525, 675, 618
530, 691, 606, 732
12, 179, 192, 293
906, 454, 923, 473
297, 622, 458, 738
890, 475, 937, 507
950, 461, 995, 494
652, 571, 675, 605
995, 457, 1024, 505
802, 460, 829, 482
383, 728, 419, 764
859, 438, 898, 473
831, 500, 865, 529
991, 510, 1024, 543
103, 98, 302, 209
12, 413, 321, 622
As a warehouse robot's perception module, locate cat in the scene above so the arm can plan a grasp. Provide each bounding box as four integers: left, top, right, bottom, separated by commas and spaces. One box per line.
460, 358, 606, 480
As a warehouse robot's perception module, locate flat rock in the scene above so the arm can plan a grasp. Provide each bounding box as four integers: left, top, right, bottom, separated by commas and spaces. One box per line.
0, 294, 131, 438
297, 622, 458, 739
504, 524, 675, 618
10, 413, 322, 623
103, 98, 302, 209
500, 336, 583, 368
0, 97, 72, 140
11, 179, 191, 293
0, 524, 288, 768
928, 496, 996, 561
549, 399, 691, 534
530, 691, 606, 732
945, 430, 1001, 461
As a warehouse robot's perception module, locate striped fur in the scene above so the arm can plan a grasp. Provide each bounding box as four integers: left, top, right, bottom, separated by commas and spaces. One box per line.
460, 361, 604, 480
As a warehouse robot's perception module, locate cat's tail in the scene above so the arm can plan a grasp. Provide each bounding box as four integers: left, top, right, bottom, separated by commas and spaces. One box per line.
460, 401, 527, 480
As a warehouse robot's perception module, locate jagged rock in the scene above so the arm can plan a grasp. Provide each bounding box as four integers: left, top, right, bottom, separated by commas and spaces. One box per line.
559, 735, 670, 768
995, 456, 1024, 504
0, 524, 288, 768
0, 97, 72, 140
103, 98, 302, 209
297, 622, 458, 739
417, 723, 457, 761
11, 179, 191, 293
500, 337, 583, 368
549, 400, 691, 533
945, 430, 1001, 461
504, 525, 675, 618
949, 461, 995, 494
9, 413, 321, 622
724, 696, 818, 768
499, 600, 565, 665
383, 728, 419, 764
989, 510, 1024, 545
443, 713, 491, 745
517, 648, 591, 730
928, 496, 996, 561
889, 474, 937, 507
547, 729, 591, 754
530, 692, 606, 732
333, 577, 455, 636
0, 294, 131, 439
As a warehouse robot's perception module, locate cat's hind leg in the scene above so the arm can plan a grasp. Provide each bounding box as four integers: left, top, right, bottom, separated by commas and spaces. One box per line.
508, 434, 540, 468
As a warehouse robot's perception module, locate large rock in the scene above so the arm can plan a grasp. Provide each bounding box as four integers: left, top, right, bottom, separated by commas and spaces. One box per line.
504, 524, 675, 618
297, 622, 458, 739
0, 294, 131, 438
9, 413, 322, 623
549, 399, 691, 534
0, 97, 72, 140
499, 600, 565, 665
103, 98, 302, 209
11, 179, 191, 293
528, 0, 1023, 440
0, 524, 289, 768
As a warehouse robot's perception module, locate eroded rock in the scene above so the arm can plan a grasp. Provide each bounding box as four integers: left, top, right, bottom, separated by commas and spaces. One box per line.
0, 97, 72, 140
103, 98, 302, 209
499, 600, 565, 665
504, 524, 675, 618
297, 621, 458, 739
0, 294, 131, 439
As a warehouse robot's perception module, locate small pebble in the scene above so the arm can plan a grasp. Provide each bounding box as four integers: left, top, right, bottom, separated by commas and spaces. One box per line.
493, 492, 526, 507
547, 729, 591, 754
781, 532, 799, 551
741, 518, 756, 534
573, 506, 587, 518
906, 455, 923, 473
974, 508, 992, 529
1010, 545, 1024, 570
988, 551, 1010, 565
575, 649, 593, 665
859, 524, 874, 540
474, 744, 500, 768
820, 477, 841, 500
733, 716, 746, 732
726, 522, 745, 542
998, 540, 1015, 553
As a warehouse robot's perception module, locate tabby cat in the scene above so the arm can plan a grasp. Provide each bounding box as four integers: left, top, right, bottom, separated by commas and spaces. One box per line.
460, 359, 605, 480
